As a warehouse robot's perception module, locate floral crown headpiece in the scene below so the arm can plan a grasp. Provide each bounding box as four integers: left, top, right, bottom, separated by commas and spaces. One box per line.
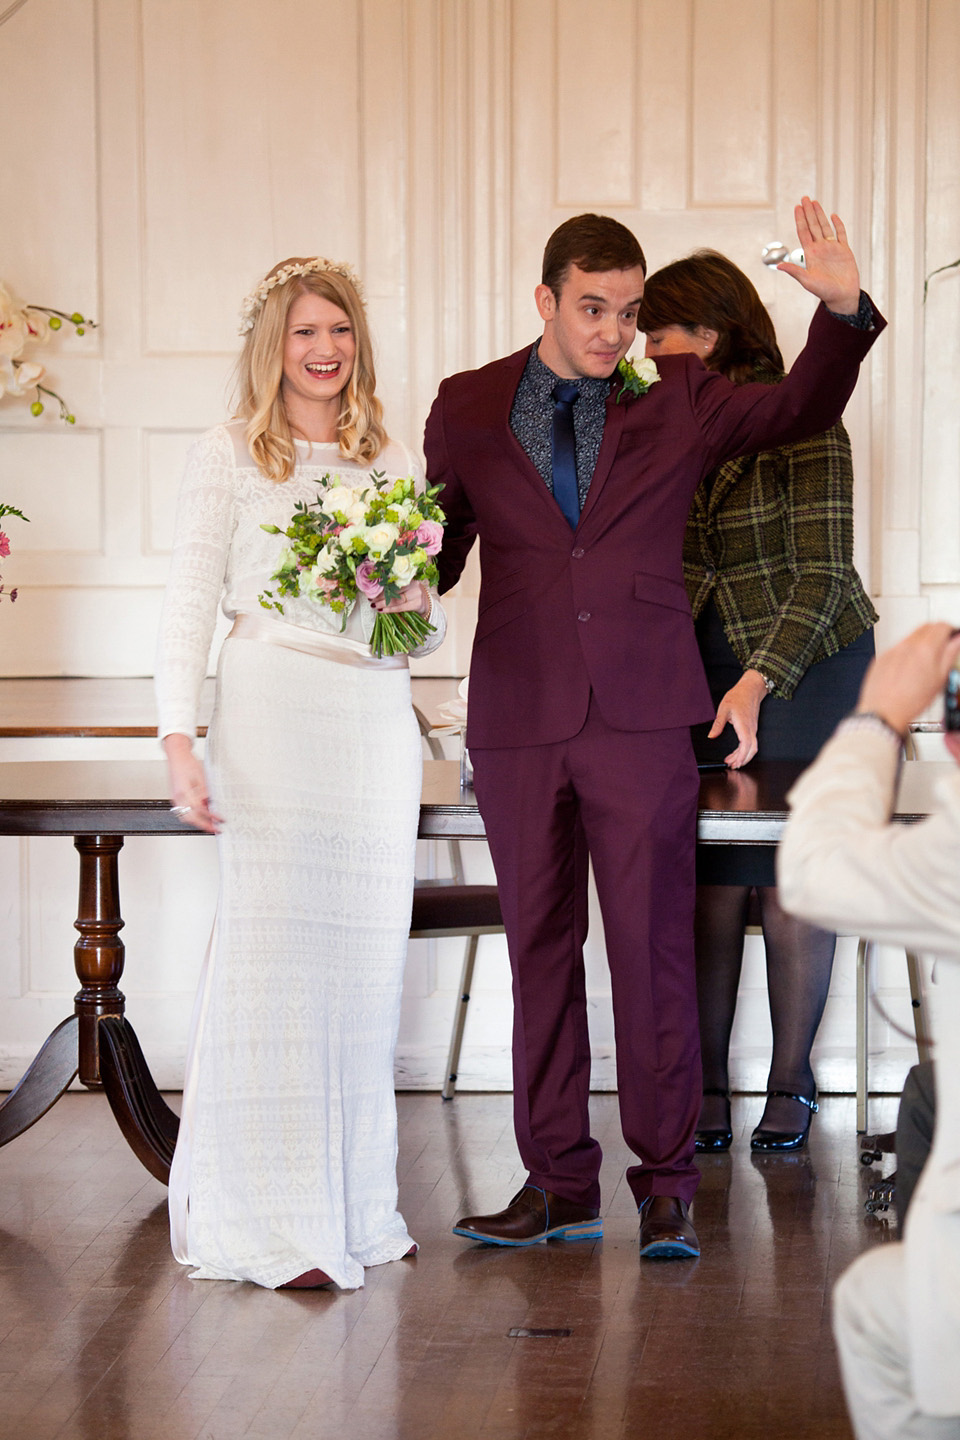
238, 257, 364, 335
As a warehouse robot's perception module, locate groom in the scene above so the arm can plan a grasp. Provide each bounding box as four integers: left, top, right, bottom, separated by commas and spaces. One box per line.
426, 199, 883, 1260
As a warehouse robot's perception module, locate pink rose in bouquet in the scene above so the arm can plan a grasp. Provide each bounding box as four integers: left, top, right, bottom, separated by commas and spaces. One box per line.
416, 520, 444, 556
356, 559, 384, 599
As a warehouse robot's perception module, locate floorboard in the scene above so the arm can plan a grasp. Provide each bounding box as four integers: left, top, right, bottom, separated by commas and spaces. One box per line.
0, 1090, 899, 1440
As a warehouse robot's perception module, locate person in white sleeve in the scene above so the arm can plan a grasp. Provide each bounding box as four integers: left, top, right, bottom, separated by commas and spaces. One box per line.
154, 257, 445, 1291
777, 622, 960, 1439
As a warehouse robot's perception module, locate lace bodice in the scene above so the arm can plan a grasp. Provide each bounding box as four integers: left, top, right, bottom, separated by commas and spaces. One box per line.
155, 422, 445, 738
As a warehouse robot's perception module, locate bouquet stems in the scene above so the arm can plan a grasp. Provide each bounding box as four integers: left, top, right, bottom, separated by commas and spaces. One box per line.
371, 611, 436, 658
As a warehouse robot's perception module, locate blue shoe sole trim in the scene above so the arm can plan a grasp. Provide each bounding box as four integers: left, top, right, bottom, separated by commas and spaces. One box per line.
452, 1220, 603, 1247
639, 1239, 700, 1259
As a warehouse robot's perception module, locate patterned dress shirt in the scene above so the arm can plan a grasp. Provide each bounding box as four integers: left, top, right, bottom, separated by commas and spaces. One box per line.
509, 342, 611, 509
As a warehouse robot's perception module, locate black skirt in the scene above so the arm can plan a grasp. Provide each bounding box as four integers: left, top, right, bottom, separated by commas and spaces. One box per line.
693, 600, 875, 886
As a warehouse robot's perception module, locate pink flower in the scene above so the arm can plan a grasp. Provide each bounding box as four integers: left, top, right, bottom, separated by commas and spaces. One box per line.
0, 531, 9, 559
416, 520, 443, 555
355, 559, 384, 598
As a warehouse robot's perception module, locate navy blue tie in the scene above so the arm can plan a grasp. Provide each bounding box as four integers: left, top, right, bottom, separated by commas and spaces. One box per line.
551, 381, 581, 529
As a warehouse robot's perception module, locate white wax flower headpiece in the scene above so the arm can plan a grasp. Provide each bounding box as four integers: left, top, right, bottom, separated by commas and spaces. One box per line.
238, 258, 364, 335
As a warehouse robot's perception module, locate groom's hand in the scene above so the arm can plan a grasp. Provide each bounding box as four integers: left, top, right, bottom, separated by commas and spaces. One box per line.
777, 196, 861, 315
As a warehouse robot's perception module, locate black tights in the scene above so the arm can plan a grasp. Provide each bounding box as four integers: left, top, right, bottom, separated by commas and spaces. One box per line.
695, 884, 836, 1132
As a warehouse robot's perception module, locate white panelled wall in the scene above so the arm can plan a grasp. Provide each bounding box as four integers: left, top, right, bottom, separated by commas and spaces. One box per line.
1, 0, 958, 1092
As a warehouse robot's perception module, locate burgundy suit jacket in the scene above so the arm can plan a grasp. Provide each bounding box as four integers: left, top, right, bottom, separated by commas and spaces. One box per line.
425, 301, 884, 749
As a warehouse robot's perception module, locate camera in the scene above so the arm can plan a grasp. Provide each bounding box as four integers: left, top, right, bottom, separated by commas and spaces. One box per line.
946, 663, 960, 732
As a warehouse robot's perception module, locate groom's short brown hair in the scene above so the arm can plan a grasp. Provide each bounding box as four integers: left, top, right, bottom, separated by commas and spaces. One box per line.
542, 214, 647, 300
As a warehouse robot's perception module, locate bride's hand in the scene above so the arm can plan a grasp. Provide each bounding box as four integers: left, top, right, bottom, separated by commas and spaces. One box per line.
163, 733, 222, 834
371, 582, 430, 616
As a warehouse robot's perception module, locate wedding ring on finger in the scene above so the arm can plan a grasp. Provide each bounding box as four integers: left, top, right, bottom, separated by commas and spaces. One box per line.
170, 805, 191, 817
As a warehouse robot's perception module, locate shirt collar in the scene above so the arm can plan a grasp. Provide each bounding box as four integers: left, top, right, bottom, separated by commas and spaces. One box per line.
526, 341, 615, 402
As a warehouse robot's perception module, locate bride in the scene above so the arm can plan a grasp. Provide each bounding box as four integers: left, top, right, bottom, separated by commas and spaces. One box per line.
155, 256, 445, 1289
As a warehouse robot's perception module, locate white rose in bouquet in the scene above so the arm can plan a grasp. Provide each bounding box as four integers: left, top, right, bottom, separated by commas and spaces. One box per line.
312, 545, 340, 575
363, 521, 400, 557
391, 552, 417, 586
320, 485, 367, 524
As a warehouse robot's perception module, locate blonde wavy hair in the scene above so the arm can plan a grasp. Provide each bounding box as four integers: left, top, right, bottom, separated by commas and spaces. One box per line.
234, 259, 387, 483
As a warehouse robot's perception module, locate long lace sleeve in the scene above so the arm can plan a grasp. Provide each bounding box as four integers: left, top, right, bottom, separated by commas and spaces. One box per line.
155, 427, 237, 739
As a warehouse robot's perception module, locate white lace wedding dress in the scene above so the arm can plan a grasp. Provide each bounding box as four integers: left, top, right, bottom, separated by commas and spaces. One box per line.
155, 422, 445, 1289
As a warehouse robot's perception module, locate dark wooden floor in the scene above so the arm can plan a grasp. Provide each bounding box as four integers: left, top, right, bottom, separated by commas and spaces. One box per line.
0, 1090, 898, 1440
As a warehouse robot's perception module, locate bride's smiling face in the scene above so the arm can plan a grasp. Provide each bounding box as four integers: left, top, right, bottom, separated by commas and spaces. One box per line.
281, 291, 356, 412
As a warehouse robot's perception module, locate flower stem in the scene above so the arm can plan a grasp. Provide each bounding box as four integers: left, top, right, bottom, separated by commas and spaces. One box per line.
370, 612, 435, 658
35, 384, 75, 423
28, 306, 98, 330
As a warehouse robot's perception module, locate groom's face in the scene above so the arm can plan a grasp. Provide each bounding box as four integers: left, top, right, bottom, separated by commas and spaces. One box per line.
535, 264, 645, 380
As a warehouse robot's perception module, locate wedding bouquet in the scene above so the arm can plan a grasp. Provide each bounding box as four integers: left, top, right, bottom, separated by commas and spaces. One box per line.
259, 472, 445, 657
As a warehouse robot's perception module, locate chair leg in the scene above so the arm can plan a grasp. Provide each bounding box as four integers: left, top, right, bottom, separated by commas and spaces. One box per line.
905, 951, 932, 1063
856, 937, 871, 1134
442, 934, 479, 1101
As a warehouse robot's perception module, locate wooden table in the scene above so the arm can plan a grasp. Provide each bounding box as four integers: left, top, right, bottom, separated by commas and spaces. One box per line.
0, 755, 950, 1183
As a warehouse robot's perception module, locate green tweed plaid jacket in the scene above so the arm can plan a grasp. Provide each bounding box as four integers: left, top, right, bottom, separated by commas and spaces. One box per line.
683, 414, 878, 700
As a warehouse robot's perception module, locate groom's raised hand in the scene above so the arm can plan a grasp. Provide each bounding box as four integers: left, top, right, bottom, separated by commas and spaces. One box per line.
777, 195, 861, 315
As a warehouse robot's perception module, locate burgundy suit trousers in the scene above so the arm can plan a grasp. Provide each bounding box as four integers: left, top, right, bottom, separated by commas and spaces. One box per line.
471, 695, 702, 1209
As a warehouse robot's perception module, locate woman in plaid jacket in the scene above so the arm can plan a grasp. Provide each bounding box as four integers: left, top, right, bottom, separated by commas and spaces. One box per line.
640, 251, 877, 1154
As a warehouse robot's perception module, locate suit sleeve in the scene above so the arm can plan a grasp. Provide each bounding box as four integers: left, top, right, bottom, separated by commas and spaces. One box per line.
424, 379, 479, 595
689, 298, 885, 466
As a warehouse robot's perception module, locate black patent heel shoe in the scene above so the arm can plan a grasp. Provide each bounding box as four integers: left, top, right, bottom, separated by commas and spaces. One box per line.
750, 1089, 819, 1152
694, 1088, 733, 1152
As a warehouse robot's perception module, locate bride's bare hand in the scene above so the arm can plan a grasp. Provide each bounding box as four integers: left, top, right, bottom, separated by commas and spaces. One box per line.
163, 734, 222, 834
371, 582, 430, 616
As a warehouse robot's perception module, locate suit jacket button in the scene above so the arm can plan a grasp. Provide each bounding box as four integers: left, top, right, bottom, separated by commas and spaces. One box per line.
705, 566, 716, 581
572, 546, 585, 559
578, 610, 591, 622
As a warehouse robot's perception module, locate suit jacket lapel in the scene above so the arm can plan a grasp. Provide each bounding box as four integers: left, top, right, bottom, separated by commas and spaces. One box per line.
577, 390, 626, 530
489, 347, 582, 531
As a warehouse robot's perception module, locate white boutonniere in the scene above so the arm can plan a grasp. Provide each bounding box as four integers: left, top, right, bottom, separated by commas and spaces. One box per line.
616, 355, 660, 403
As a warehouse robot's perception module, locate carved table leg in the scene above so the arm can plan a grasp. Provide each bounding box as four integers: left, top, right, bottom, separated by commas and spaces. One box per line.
73, 834, 179, 1182
0, 1016, 79, 1146
73, 834, 127, 1085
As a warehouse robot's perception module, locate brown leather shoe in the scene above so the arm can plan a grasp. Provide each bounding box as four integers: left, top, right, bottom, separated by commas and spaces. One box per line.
638, 1196, 700, 1259
453, 1185, 602, 1247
